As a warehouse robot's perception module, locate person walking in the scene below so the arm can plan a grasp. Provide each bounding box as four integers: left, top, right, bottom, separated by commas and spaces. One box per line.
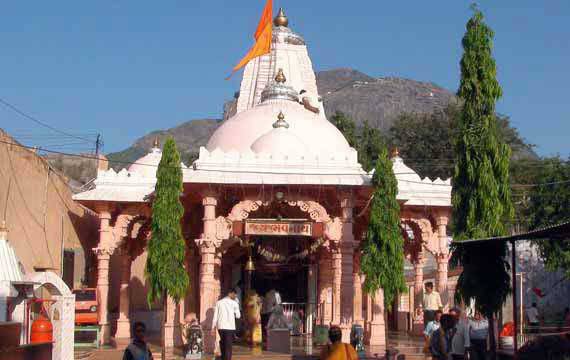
449, 307, 471, 360
319, 325, 358, 360
212, 288, 241, 360
423, 282, 443, 329
424, 310, 443, 353
429, 314, 455, 360
469, 311, 489, 360
123, 322, 153, 360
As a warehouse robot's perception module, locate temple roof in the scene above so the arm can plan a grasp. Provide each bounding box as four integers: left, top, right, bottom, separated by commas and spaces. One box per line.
73, 8, 452, 207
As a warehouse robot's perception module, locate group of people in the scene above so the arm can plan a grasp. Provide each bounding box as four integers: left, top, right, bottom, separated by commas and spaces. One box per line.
422, 282, 489, 360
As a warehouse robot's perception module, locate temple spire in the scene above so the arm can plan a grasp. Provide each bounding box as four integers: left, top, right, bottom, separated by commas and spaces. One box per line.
153, 137, 160, 149
274, 7, 288, 27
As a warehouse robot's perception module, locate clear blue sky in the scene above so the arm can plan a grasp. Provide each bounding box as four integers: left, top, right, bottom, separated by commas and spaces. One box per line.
1, 1, 568, 156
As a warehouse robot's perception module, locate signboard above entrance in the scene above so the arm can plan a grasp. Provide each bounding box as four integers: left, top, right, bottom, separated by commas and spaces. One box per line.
244, 220, 312, 236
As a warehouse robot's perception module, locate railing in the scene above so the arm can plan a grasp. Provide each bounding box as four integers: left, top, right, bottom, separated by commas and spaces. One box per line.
281, 302, 317, 334
519, 325, 570, 346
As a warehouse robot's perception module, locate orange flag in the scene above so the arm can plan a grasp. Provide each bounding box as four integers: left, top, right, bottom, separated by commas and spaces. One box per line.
254, 0, 273, 40
227, 0, 273, 79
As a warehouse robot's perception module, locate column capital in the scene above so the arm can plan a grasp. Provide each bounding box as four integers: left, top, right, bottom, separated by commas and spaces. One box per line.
93, 247, 114, 258
195, 238, 219, 253
202, 196, 218, 207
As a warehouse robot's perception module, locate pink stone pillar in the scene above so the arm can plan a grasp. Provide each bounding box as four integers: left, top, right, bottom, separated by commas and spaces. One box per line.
196, 195, 220, 353
366, 288, 386, 349
317, 251, 333, 325
163, 296, 177, 348
94, 209, 113, 345
436, 255, 449, 308
353, 250, 364, 326
435, 215, 450, 307
115, 252, 132, 339
331, 247, 342, 326
340, 196, 355, 341
413, 256, 425, 312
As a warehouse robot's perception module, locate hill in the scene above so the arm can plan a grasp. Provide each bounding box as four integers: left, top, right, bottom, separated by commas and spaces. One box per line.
107, 68, 459, 169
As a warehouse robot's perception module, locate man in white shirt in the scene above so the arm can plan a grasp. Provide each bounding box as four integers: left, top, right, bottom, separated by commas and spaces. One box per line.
261, 289, 282, 338
423, 282, 443, 330
469, 311, 489, 360
449, 307, 470, 360
212, 288, 241, 360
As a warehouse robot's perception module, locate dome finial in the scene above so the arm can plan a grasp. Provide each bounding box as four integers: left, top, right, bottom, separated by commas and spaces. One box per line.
274, 7, 288, 27
153, 137, 160, 149
273, 111, 289, 129
275, 68, 286, 83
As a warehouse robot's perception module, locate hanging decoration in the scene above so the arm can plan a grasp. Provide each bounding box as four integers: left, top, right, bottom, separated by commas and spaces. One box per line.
256, 237, 325, 263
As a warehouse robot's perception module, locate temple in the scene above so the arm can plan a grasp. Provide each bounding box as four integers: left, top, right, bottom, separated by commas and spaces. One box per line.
73, 8, 452, 352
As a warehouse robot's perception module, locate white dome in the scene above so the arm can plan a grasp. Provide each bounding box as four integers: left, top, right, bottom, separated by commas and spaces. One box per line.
206, 101, 351, 156
128, 147, 162, 178
251, 126, 308, 156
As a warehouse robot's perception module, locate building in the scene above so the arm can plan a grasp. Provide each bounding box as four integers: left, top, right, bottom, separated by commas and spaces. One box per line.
0, 129, 99, 290
73, 9, 453, 352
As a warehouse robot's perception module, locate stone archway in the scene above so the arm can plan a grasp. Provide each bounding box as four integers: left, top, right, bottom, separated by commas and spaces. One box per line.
25, 271, 75, 360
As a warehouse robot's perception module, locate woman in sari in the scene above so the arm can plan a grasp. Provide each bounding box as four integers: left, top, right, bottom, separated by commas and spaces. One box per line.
244, 290, 263, 345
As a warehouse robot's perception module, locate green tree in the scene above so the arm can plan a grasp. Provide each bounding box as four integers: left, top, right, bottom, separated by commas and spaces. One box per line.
451, 7, 514, 353
525, 157, 570, 277
361, 146, 407, 308
330, 111, 357, 148
389, 104, 459, 180
358, 121, 386, 172
145, 137, 189, 358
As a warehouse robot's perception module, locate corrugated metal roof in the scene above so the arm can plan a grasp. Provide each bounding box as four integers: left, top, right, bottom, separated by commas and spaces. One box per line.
453, 220, 570, 244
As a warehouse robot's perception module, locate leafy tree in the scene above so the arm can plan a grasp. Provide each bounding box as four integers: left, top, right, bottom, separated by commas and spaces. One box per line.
525, 157, 570, 277
389, 104, 459, 180
451, 7, 514, 353
145, 137, 189, 358
361, 146, 407, 308
330, 111, 357, 148
358, 120, 386, 172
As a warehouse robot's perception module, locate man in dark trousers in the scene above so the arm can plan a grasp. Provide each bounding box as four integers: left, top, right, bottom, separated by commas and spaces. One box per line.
212, 288, 241, 360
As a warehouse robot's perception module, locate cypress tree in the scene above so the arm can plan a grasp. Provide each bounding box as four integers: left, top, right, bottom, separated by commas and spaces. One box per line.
361, 146, 406, 308
145, 138, 189, 356
452, 6, 513, 352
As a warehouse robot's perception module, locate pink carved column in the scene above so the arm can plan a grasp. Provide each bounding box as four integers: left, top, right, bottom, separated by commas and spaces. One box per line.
115, 251, 132, 338
317, 250, 333, 325
366, 288, 386, 349
94, 208, 113, 345
331, 246, 342, 326
413, 254, 425, 313
435, 214, 450, 307
196, 195, 220, 353
353, 250, 364, 326
163, 295, 177, 348
436, 255, 450, 309
340, 195, 355, 341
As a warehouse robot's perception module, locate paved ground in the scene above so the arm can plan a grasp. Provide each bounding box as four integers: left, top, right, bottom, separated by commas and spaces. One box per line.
82, 332, 430, 360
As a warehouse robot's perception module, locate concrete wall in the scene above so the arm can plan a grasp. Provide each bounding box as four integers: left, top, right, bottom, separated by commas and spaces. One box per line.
0, 130, 99, 288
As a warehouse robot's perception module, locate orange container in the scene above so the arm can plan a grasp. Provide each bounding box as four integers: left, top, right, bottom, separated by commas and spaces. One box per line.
30, 315, 53, 343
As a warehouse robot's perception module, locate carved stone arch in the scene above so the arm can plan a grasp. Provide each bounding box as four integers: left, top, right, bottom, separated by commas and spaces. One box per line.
401, 217, 438, 256
227, 200, 264, 221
